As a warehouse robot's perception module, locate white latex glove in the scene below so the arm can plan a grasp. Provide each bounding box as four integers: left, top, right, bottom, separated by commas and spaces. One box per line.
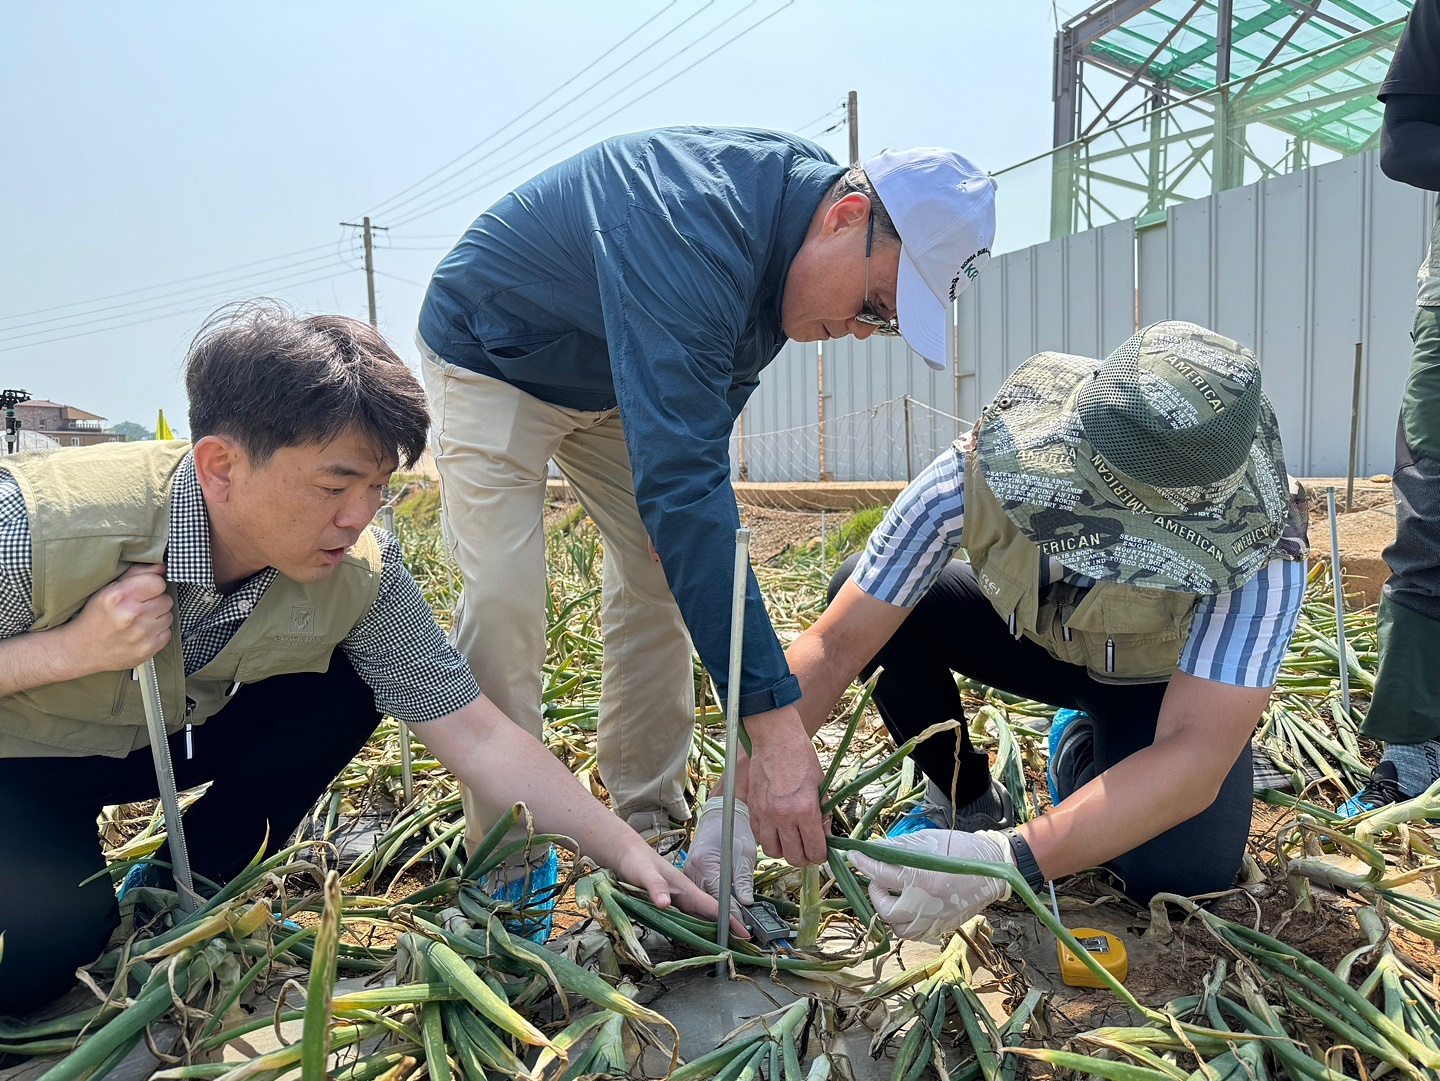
683, 796, 756, 905
847, 829, 1015, 943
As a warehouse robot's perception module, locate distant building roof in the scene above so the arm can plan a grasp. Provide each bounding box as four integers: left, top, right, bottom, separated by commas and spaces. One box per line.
19, 400, 106, 422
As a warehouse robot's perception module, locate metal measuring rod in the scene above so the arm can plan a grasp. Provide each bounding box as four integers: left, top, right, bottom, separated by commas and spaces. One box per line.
1326, 487, 1352, 716
715, 527, 751, 975
378, 502, 414, 805
136, 656, 199, 914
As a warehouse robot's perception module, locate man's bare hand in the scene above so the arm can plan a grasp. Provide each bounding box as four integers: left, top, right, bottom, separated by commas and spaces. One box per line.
744, 704, 829, 866
63, 563, 172, 675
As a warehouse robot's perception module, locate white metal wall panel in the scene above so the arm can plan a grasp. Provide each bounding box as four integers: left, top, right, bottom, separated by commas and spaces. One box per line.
1033, 237, 1068, 357
997, 246, 1035, 379
1062, 229, 1101, 360
1098, 219, 1139, 351
1137, 222, 1169, 328
1166, 197, 1215, 328
1255, 168, 1311, 473
956, 219, 1137, 432
733, 339, 820, 482
1213, 184, 1260, 349
822, 333, 961, 481
742, 151, 1431, 482
1308, 158, 1368, 476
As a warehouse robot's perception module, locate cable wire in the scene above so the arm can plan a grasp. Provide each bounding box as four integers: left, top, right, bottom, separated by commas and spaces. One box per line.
387, 1, 756, 227
792, 100, 846, 137
363, 1, 685, 220
0, 276, 354, 352
0, 264, 353, 348
389, 0, 793, 229
0, 252, 349, 334
0, 242, 341, 324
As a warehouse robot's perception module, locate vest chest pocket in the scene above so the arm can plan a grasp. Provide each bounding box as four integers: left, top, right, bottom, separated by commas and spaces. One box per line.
232, 638, 338, 684
973, 564, 1034, 640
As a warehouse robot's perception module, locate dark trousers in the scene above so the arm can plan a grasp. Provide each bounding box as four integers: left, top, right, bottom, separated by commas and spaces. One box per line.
0, 650, 380, 1015
830, 555, 1254, 902
1367, 307, 1440, 744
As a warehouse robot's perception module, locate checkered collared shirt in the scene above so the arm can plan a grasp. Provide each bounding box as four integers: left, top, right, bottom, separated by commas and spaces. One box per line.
0, 453, 479, 724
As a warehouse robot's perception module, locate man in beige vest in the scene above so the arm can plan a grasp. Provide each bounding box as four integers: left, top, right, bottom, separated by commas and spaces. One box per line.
694, 323, 1310, 943
0, 304, 725, 1015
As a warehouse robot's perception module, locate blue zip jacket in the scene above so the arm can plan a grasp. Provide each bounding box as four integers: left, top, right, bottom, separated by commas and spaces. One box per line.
419, 127, 843, 716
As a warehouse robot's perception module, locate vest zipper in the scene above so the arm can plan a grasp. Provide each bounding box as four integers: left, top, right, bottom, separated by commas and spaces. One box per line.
1062, 624, 1072, 641
184, 724, 193, 760
1105, 636, 1116, 673
1008, 608, 1018, 638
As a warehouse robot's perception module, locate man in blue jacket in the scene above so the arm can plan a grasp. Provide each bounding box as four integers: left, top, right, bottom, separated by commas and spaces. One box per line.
417, 126, 994, 909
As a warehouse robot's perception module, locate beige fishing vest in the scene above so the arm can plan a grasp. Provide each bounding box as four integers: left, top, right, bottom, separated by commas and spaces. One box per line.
961, 449, 1198, 685
0, 441, 383, 758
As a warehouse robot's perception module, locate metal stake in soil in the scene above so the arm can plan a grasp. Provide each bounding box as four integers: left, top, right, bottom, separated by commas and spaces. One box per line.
1347, 342, 1363, 512
137, 656, 199, 913
379, 502, 414, 806
717, 527, 751, 975
1326, 486, 1351, 716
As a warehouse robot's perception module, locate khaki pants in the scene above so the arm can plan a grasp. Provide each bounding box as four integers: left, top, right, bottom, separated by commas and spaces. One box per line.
419, 337, 696, 849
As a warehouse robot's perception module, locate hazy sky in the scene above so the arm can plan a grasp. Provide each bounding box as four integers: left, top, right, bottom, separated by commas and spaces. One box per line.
1, 1, 1075, 432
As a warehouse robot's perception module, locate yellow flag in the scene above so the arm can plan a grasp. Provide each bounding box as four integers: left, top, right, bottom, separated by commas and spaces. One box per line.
156, 409, 174, 441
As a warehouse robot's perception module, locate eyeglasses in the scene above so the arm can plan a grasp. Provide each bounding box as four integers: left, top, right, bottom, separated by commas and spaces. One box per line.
856, 212, 901, 336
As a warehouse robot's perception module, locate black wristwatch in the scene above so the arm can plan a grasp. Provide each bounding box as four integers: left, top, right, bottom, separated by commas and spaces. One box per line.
1002, 827, 1046, 892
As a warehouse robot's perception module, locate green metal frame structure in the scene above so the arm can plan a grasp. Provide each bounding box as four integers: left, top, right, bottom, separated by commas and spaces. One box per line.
1050, 0, 1413, 239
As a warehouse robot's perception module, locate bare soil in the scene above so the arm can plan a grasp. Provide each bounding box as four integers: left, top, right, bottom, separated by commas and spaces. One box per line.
542, 488, 849, 566
1303, 477, 1398, 607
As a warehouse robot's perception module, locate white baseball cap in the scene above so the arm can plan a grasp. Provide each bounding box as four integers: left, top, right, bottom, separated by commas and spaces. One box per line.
864, 148, 996, 370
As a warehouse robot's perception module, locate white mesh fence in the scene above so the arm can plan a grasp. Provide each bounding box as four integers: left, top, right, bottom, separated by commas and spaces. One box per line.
541, 395, 971, 528
733, 396, 970, 484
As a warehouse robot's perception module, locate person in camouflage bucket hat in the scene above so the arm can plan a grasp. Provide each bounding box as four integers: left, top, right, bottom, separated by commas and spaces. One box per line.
704, 320, 1311, 947
976, 321, 1299, 595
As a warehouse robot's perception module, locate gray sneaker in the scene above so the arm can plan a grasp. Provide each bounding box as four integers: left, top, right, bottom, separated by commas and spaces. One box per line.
952, 777, 1016, 832
886, 777, 1015, 837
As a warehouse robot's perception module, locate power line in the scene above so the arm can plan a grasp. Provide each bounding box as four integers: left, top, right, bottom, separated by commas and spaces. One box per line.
0, 252, 348, 334
0, 268, 354, 351
388, 1, 760, 227
389, 0, 793, 229
0, 265, 353, 349
0, 270, 354, 352
375, 1, 720, 223
374, 269, 429, 288
364, 1, 688, 220
0, 241, 341, 324
793, 100, 846, 137
2, 2, 793, 351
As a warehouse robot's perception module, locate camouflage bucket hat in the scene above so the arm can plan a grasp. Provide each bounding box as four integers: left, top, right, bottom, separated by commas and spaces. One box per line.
974, 321, 1291, 594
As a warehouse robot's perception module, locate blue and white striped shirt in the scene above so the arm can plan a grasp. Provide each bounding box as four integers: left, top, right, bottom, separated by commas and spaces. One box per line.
852, 445, 1305, 688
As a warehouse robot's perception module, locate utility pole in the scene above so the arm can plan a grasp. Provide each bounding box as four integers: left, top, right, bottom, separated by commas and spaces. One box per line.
339, 216, 389, 327
847, 90, 860, 164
